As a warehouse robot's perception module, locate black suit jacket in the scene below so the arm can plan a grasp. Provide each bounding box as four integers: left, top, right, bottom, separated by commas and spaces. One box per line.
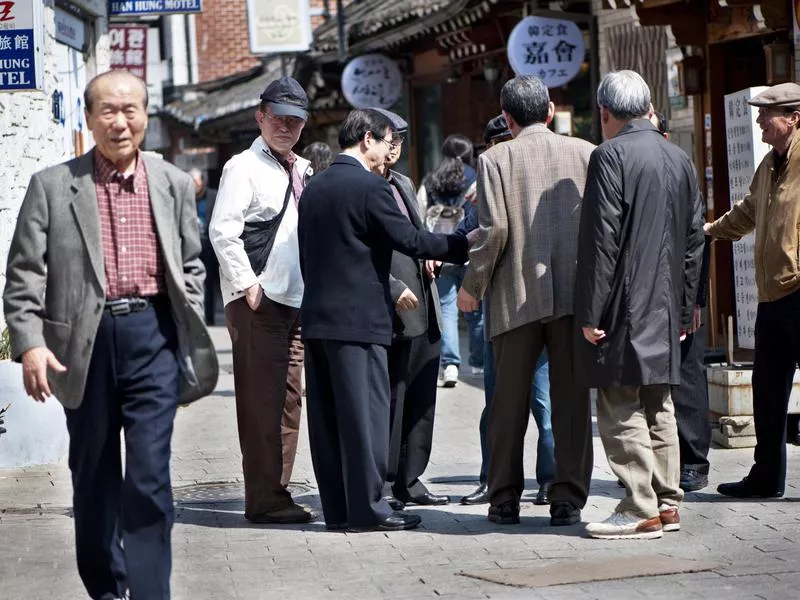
299, 155, 467, 345
387, 170, 442, 340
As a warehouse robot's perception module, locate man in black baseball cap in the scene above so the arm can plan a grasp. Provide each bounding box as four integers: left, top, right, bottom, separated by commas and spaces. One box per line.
260, 76, 309, 121
210, 74, 316, 526
483, 114, 512, 147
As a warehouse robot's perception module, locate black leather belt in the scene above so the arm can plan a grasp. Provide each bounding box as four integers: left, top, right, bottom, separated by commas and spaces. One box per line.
105, 297, 154, 316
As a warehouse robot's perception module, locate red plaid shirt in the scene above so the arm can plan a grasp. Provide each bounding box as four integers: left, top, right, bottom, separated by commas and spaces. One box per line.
94, 151, 166, 300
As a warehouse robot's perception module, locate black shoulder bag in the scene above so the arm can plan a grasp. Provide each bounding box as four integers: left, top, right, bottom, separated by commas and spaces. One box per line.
239, 179, 293, 276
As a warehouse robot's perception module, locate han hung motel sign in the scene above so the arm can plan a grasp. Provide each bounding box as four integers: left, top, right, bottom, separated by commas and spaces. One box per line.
109, 0, 202, 17
0, 0, 45, 92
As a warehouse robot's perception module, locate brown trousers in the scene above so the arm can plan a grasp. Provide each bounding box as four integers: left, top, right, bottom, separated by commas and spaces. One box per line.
225, 295, 303, 516
488, 316, 593, 509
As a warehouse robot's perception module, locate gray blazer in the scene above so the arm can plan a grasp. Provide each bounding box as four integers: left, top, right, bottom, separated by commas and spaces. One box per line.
461, 124, 595, 339
388, 171, 442, 339
3, 150, 219, 409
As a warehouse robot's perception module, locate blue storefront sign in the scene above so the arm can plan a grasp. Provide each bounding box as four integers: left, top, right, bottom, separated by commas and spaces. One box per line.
109, 0, 203, 17
0, 1, 44, 92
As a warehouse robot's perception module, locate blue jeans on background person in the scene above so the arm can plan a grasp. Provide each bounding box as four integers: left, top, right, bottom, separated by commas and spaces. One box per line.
435, 264, 484, 369
479, 342, 555, 487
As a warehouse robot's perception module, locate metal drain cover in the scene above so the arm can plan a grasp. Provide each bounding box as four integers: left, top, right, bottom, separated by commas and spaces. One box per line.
173, 481, 312, 505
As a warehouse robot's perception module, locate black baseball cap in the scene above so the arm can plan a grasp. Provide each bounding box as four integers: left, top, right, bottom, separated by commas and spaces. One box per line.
484, 114, 511, 144
260, 76, 309, 120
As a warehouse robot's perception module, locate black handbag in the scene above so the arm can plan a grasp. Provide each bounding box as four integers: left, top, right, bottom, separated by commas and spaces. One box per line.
239, 179, 293, 276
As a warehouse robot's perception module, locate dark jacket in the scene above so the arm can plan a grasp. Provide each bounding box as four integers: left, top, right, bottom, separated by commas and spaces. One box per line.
298, 155, 468, 346
575, 120, 705, 387
387, 170, 443, 340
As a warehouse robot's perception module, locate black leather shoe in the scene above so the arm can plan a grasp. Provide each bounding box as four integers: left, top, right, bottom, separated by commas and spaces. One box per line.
383, 496, 405, 511
350, 512, 421, 532
680, 469, 708, 493
534, 483, 551, 506
717, 477, 784, 499
246, 503, 317, 524
460, 484, 489, 505
488, 500, 520, 524
403, 492, 450, 506
549, 501, 580, 526
325, 521, 348, 531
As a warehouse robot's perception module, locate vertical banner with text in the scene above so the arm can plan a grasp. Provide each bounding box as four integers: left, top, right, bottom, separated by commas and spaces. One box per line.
724, 87, 769, 350
109, 25, 148, 81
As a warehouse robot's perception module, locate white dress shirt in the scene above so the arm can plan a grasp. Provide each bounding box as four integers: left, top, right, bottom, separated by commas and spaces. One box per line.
209, 136, 312, 308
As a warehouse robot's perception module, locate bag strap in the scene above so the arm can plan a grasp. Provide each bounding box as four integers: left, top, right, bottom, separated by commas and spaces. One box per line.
275, 177, 293, 221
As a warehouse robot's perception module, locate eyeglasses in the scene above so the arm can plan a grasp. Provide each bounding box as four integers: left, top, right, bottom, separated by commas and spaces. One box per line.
264, 111, 305, 129
375, 134, 402, 150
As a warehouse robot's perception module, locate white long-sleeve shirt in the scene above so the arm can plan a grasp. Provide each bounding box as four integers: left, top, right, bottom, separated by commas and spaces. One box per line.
209, 136, 312, 308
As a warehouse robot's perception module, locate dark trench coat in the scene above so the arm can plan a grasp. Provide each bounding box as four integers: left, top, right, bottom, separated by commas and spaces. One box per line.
574, 120, 705, 388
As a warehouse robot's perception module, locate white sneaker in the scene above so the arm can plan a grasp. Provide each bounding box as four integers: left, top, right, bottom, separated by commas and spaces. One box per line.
585, 511, 663, 540
442, 365, 458, 387
470, 366, 484, 376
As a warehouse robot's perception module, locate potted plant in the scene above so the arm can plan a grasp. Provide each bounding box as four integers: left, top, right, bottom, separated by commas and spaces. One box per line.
0, 327, 69, 468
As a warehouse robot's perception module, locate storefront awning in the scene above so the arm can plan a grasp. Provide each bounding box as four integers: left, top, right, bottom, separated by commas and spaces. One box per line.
313, 0, 480, 58
161, 60, 284, 131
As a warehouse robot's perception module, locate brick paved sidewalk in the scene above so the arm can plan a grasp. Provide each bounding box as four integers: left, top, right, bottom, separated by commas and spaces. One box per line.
1, 326, 799, 599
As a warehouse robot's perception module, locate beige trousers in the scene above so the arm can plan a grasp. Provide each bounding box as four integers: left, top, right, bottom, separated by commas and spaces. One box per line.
596, 384, 684, 519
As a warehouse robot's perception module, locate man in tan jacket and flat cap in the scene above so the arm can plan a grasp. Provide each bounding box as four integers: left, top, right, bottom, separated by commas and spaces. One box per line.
706, 82, 800, 500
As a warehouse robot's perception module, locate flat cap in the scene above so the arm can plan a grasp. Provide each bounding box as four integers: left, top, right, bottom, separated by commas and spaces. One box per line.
370, 107, 407, 133
748, 83, 800, 109
484, 114, 511, 144
260, 76, 309, 120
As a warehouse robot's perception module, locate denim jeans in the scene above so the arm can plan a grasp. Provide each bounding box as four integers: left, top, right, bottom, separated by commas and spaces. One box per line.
479, 341, 555, 486
435, 264, 484, 369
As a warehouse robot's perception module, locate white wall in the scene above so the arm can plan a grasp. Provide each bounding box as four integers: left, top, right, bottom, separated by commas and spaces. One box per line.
0, 5, 108, 330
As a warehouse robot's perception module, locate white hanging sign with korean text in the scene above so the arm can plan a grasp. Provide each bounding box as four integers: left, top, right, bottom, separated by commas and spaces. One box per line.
341, 54, 403, 109
507, 16, 585, 88
724, 87, 769, 350
0, 0, 44, 92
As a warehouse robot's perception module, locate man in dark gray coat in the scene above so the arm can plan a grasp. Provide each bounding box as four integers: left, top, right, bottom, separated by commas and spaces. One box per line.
372, 109, 449, 508
575, 70, 705, 540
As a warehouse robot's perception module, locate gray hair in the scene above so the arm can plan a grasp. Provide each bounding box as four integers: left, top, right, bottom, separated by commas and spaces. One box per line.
500, 76, 550, 127
596, 70, 651, 121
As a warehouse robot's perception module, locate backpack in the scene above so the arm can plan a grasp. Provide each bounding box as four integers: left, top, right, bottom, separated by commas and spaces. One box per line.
425, 193, 468, 234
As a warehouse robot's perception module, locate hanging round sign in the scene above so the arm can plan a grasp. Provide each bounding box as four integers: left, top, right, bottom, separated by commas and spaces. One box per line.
341, 53, 404, 109
507, 16, 585, 89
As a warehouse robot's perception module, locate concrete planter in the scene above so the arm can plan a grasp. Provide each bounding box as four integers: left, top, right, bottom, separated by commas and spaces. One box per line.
0, 361, 68, 468
707, 365, 800, 448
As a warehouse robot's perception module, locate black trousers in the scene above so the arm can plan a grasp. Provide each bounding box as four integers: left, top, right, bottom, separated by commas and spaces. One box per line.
200, 234, 220, 325
304, 339, 393, 528
672, 324, 711, 474
64, 299, 179, 600
748, 290, 800, 493
384, 331, 441, 500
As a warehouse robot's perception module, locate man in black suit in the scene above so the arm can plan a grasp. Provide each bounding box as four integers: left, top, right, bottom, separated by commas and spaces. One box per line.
372, 109, 450, 509
298, 109, 468, 532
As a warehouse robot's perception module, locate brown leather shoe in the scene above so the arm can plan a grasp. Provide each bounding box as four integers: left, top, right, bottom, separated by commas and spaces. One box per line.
246, 502, 317, 524
658, 504, 680, 532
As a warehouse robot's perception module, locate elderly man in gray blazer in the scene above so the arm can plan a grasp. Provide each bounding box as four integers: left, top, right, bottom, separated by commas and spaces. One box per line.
3, 70, 217, 600
457, 75, 595, 528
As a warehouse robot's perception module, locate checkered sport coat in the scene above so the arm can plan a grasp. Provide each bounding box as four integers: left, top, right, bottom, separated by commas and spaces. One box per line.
460, 123, 595, 339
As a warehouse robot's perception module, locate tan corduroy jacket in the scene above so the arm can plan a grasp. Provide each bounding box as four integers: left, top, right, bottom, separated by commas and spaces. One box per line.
708, 131, 800, 302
